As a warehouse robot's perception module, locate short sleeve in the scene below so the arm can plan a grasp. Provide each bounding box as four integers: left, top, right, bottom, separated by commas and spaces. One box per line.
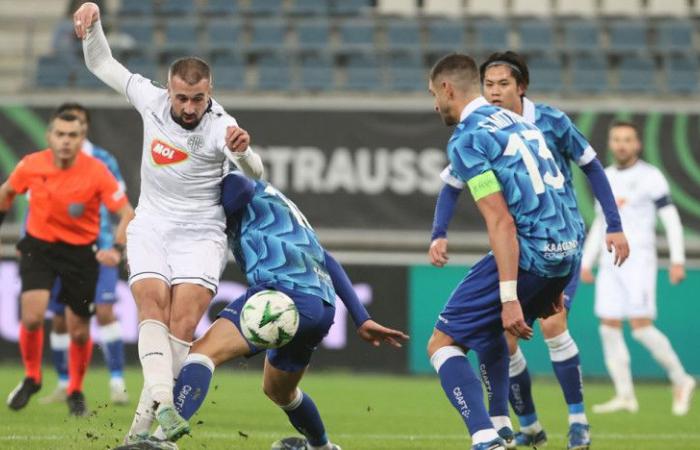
648, 168, 672, 208
96, 163, 128, 212
448, 134, 500, 201
546, 107, 596, 166
440, 165, 466, 189
124, 73, 167, 114
7, 158, 30, 194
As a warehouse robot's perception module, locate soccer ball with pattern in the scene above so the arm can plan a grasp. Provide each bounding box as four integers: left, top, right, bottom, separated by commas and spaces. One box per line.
240, 290, 299, 349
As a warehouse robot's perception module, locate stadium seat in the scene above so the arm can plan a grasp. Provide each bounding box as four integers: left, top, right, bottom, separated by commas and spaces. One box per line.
338, 19, 376, 54
517, 20, 556, 53
248, 19, 288, 56
385, 18, 422, 52
344, 53, 383, 91
299, 53, 335, 91
527, 54, 564, 93
468, 0, 508, 18
118, 0, 154, 16
288, 0, 329, 16
295, 19, 331, 53
608, 21, 648, 53
386, 51, 425, 92
664, 54, 699, 93
511, 0, 551, 18
202, 0, 241, 16
126, 56, 159, 80
330, 0, 372, 16
35, 55, 71, 87
563, 19, 601, 53
600, 0, 643, 16
425, 19, 465, 56
555, 0, 596, 17
212, 58, 247, 90
257, 53, 294, 91
158, 0, 196, 16
473, 20, 509, 53
655, 19, 694, 53
617, 55, 657, 92
647, 0, 688, 17
73, 64, 106, 89
247, 0, 284, 16
206, 19, 245, 56
377, 0, 419, 16
422, 0, 464, 16
118, 18, 155, 44
162, 19, 200, 58
571, 54, 609, 92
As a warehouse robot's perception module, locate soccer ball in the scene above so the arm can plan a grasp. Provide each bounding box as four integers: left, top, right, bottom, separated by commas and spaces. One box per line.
240, 290, 299, 349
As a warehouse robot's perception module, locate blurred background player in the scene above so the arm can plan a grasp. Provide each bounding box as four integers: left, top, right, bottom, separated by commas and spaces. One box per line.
40, 102, 129, 405
426, 53, 581, 450
479, 51, 629, 449
73, 1, 265, 443
151, 172, 408, 450
581, 120, 696, 416
1, 111, 134, 415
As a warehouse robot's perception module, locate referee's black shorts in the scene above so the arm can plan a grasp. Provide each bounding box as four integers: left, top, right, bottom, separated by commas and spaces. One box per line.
17, 234, 98, 317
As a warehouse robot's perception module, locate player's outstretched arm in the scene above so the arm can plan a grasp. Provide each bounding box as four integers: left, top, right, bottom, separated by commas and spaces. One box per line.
74, 2, 132, 96
428, 183, 461, 267
658, 203, 686, 284
357, 320, 409, 348
580, 158, 629, 266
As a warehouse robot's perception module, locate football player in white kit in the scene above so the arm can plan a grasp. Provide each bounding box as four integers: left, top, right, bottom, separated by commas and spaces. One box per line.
581, 121, 695, 416
73, 2, 265, 445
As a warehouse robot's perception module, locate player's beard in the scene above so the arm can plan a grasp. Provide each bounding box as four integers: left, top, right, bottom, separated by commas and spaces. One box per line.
171, 110, 201, 130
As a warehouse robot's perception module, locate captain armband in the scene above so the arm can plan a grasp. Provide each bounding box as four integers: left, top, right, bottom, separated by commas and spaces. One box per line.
467, 170, 501, 201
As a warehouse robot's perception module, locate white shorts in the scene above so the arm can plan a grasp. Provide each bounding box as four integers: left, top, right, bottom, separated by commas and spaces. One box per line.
126, 213, 228, 294
594, 250, 657, 320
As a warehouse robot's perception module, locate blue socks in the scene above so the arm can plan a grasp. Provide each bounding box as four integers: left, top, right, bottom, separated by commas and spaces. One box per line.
431, 346, 495, 438
508, 347, 538, 428
546, 331, 587, 424
477, 335, 510, 418
99, 323, 125, 381
281, 390, 328, 447
173, 354, 216, 420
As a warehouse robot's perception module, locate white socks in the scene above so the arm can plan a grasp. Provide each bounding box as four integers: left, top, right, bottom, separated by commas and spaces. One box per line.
169, 334, 192, 381
138, 320, 174, 406
545, 330, 579, 362
599, 325, 635, 399
632, 326, 688, 386
509, 346, 527, 377
50, 332, 70, 388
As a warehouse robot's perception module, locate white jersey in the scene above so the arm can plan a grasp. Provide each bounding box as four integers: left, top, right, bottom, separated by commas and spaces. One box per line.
125, 74, 235, 226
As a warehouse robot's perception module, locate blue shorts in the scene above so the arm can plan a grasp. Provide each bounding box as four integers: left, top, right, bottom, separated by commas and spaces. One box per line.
435, 254, 572, 353
48, 265, 119, 315
562, 257, 581, 310
218, 285, 335, 373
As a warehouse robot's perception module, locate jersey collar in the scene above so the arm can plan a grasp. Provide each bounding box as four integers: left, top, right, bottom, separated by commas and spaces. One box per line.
522, 97, 536, 123
459, 96, 490, 122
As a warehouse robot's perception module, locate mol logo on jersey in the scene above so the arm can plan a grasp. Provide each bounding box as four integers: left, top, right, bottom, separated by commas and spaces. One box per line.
151, 139, 188, 165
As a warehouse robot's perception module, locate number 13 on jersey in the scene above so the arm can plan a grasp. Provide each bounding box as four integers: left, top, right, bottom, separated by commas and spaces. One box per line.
505, 129, 565, 194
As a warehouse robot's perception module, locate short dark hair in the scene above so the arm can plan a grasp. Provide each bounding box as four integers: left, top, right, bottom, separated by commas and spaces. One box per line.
48, 111, 82, 129
430, 53, 480, 90
609, 120, 641, 139
169, 57, 212, 85
479, 51, 530, 90
55, 102, 90, 125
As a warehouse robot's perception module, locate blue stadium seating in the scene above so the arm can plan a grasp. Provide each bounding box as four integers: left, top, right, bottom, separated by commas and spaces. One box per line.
338, 19, 376, 53
248, 19, 287, 55
664, 54, 698, 93
202, 0, 241, 16
247, 0, 284, 16
158, 0, 196, 16
385, 19, 422, 52
212, 57, 247, 90
300, 53, 335, 91
295, 19, 331, 52
73, 64, 106, 89
617, 55, 656, 92
473, 21, 509, 54
425, 20, 465, 56
126, 56, 159, 80
608, 21, 648, 53
518, 20, 555, 53
162, 19, 199, 58
257, 53, 293, 91
344, 53, 383, 90
119, 18, 155, 44
119, 0, 153, 16
563, 19, 602, 53
289, 0, 329, 16
571, 54, 609, 92
527, 55, 563, 93
206, 19, 244, 57
330, 0, 372, 16
35, 56, 71, 87
386, 51, 425, 92
655, 19, 694, 53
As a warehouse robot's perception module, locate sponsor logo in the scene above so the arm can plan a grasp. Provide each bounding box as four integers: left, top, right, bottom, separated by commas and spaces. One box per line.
438, 315, 449, 324
543, 239, 579, 258
452, 387, 471, 419
187, 134, 205, 153
151, 139, 189, 165
480, 363, 493, 400
175, 384, 192, 411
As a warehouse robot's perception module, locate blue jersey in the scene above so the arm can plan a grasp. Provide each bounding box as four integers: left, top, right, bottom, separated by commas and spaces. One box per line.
441, 97, 581, 277
84, 141, 126, 250
523, 98, 593, 239
227, 180, 336, 305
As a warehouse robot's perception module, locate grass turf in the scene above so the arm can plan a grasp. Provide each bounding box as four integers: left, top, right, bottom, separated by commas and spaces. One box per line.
0, 365, 697, 450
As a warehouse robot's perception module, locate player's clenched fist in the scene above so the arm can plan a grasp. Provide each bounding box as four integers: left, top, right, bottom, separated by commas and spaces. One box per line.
225, 126, 250, 153
429, 238, 449, 267
73, 2, 100, 39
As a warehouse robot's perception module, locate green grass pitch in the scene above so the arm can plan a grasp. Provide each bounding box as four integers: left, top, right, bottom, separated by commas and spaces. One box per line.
0, 365, 697, 450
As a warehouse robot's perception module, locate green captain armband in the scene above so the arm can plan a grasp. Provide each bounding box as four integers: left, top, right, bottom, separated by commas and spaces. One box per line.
467, 170, 501, 201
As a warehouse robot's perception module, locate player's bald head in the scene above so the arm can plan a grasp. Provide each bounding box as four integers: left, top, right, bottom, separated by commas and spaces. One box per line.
168, 57, 212, 85
429, 53, 480, 93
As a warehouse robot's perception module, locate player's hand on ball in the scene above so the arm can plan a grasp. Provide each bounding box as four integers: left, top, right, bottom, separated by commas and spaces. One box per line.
429, 238, 449, 267
357, 320, 409, 348
501, 301, 533, 340
96, 248, 121, 266
225, 126, 251, 153
73, 2, 100, 39
606, 231, 630, 266
669, 264, 685, 285
580, 267, 595, 284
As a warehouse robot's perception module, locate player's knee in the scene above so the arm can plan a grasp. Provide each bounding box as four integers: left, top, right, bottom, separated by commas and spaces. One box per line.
169, 314, 198, 341
540, 314, 568, 339
69, 327, 90, 344
21, 315, 43, 331
426, 330, 453, 358
95, 306, 115, 326
262, 382, 295, 406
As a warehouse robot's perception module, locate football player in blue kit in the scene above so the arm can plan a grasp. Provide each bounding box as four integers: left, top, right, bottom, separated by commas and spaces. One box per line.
426, 53, 583, 450
144, 172, 409, 450
480, 51, 629, 449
